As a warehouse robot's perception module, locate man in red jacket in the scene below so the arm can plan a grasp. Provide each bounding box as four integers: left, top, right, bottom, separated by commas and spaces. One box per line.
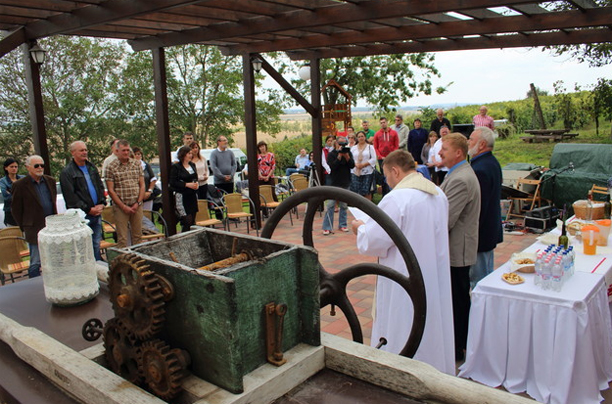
373, 117, 399, 195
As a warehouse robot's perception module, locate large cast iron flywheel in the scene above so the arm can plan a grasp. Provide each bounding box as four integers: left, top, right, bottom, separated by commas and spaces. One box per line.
261, 186, 426, 357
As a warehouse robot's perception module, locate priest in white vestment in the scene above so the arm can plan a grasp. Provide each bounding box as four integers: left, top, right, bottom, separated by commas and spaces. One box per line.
351, 149, 455, 375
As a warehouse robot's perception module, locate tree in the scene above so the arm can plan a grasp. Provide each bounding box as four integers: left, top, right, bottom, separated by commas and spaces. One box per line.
0, 38, 288, 172
545, 0, 612, 67
164, 45, 285, 149
0, 36, 125, 174
592, 78, 612, 138
291, 54, 446, 113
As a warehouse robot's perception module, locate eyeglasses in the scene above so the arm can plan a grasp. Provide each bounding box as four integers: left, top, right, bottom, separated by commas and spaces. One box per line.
33, 164, 45, 169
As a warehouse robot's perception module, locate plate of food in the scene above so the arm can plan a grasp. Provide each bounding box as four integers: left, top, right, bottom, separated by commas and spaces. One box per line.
502, 272, 525, 285
510, 252, 536, 273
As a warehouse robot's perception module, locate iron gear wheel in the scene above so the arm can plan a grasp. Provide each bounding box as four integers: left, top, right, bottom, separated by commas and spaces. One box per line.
108, 254, 166, 340
139, 339, 190, 400
102, 318, 142, 384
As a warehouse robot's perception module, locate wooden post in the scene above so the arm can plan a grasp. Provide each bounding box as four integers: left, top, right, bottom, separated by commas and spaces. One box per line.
310, 58, 322, 185
22, 42, 50, 175
243, 54, 261, 228
152, 47, 177, 235
530, 83, 546, 130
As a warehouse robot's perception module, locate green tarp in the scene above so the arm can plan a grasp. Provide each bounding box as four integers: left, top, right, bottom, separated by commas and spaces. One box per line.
541, 144, 612, 212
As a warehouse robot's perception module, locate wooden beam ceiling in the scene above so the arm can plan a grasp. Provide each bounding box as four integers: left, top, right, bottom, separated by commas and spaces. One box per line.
286, 28, 612, 60
221, 7, 612, 55
127, 0, 540, 51
0, 0, 611, 61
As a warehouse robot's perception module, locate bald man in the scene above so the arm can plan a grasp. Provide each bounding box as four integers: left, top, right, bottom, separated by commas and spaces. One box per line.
60, 140, 107, 261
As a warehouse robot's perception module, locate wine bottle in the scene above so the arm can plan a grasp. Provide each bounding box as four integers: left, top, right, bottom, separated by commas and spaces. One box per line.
558, 220, 569, 249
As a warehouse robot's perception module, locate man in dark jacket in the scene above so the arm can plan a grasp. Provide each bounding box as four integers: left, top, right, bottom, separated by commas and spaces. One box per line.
322, 136, 355, 235
60, 141, 106, 261
12, 155, 57, 278
468, 126, 503, 288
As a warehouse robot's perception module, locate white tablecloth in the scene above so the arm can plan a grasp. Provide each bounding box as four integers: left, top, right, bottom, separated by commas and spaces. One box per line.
459, 269, 612, 404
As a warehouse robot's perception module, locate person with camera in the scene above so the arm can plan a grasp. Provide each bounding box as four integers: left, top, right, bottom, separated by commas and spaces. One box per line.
322, 136, 355, 235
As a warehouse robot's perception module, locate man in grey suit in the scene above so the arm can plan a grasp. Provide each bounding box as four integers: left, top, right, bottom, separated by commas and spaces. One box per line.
439, 132, 480, 361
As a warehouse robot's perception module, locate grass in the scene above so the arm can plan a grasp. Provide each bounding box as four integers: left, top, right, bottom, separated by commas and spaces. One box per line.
494, 125, 612, 168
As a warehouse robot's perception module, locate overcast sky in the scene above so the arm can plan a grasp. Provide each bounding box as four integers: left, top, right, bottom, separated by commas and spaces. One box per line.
403, 47, 611, 108
275, 47, 611, 110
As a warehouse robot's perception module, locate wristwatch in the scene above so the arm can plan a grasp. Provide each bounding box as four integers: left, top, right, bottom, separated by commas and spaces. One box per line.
137, 201, 143, 206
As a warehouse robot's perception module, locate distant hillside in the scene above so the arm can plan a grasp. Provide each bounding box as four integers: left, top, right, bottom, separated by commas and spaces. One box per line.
283, 103, 471, 115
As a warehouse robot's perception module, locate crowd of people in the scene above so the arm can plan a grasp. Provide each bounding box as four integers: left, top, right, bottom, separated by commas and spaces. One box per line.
0, 106, 502, 375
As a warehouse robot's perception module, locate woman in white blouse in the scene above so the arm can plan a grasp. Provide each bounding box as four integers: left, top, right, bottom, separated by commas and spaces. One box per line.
350, 131, 377, 200
189, 141, 209, 199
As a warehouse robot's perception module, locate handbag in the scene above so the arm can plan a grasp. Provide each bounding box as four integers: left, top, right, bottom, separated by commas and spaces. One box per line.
371, 168, 384, 192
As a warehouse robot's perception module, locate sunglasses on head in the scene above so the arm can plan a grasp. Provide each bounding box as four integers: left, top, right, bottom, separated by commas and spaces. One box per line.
33, 164, 45, 169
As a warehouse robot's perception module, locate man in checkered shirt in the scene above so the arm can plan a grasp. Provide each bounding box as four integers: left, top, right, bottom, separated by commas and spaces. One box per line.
105, 139, 145, 248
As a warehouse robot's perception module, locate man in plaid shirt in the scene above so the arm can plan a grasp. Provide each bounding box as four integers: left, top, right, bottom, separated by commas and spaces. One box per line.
105, 139, 145, 248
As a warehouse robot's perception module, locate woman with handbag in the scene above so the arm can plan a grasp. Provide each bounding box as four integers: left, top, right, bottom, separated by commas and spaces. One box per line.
350, 131, 377, 200
170, 146, 199, 232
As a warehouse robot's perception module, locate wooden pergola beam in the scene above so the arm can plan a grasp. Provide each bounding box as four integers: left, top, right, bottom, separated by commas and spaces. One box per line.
128, 0, 539, 51
287, 28, 612, 60
223, 7, 612, 55
0, 0, 206, 56
0, 27, 25, 58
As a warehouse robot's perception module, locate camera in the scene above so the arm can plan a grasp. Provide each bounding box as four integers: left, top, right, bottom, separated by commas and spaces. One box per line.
338, 142, 350, 153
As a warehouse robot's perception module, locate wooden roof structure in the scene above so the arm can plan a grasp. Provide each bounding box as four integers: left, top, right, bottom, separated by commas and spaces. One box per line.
1, 0, 611, 60
1, 0, 611, 233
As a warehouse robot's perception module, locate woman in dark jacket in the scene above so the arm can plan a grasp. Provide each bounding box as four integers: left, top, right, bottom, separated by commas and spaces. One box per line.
170, 146, 199, 232
0, 158, 24, 226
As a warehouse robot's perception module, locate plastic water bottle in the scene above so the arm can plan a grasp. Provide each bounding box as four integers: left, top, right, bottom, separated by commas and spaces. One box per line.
567, 246, 575, 276
561, 251, 571, 282
551, 258, 563, 292
541, 258, 552, 290
534, 252, 544, 286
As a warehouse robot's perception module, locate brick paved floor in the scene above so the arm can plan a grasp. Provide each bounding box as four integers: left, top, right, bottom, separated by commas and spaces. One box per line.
259, 207, 539, 347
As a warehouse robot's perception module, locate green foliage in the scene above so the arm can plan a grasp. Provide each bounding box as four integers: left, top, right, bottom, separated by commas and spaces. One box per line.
290, 54, 447, 114
493, 124, 612, 168
0, 38, 286, 175
417, 107, 437, 127
592, 78, 612, 137
269, 134, 313, 172
544, 0, 612, 67
0, 36, 125, 174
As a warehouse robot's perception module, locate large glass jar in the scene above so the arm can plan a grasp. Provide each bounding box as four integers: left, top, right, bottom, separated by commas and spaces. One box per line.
38, 211, 99, 306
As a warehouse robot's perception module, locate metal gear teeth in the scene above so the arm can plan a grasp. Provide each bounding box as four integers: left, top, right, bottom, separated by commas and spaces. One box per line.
102, 318, 142, 384
108, 253, 167, 340
139, 339, 187, 400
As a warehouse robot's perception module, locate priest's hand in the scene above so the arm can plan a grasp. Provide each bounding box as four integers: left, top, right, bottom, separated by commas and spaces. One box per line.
351, 219, 364, 235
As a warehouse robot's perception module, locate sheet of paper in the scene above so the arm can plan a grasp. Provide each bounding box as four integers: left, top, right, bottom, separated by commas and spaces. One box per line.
348, 207, 371, 223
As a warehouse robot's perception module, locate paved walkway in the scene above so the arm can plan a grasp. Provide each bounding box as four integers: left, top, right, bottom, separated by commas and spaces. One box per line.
254, 207, 539, 347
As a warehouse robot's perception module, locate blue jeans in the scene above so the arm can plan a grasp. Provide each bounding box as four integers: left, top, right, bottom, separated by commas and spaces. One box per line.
28, 243, 41, 278
86, 214, 102, 261
285, 167, 299, 176
322, 186, 349, 231
469, 250, 494, 289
